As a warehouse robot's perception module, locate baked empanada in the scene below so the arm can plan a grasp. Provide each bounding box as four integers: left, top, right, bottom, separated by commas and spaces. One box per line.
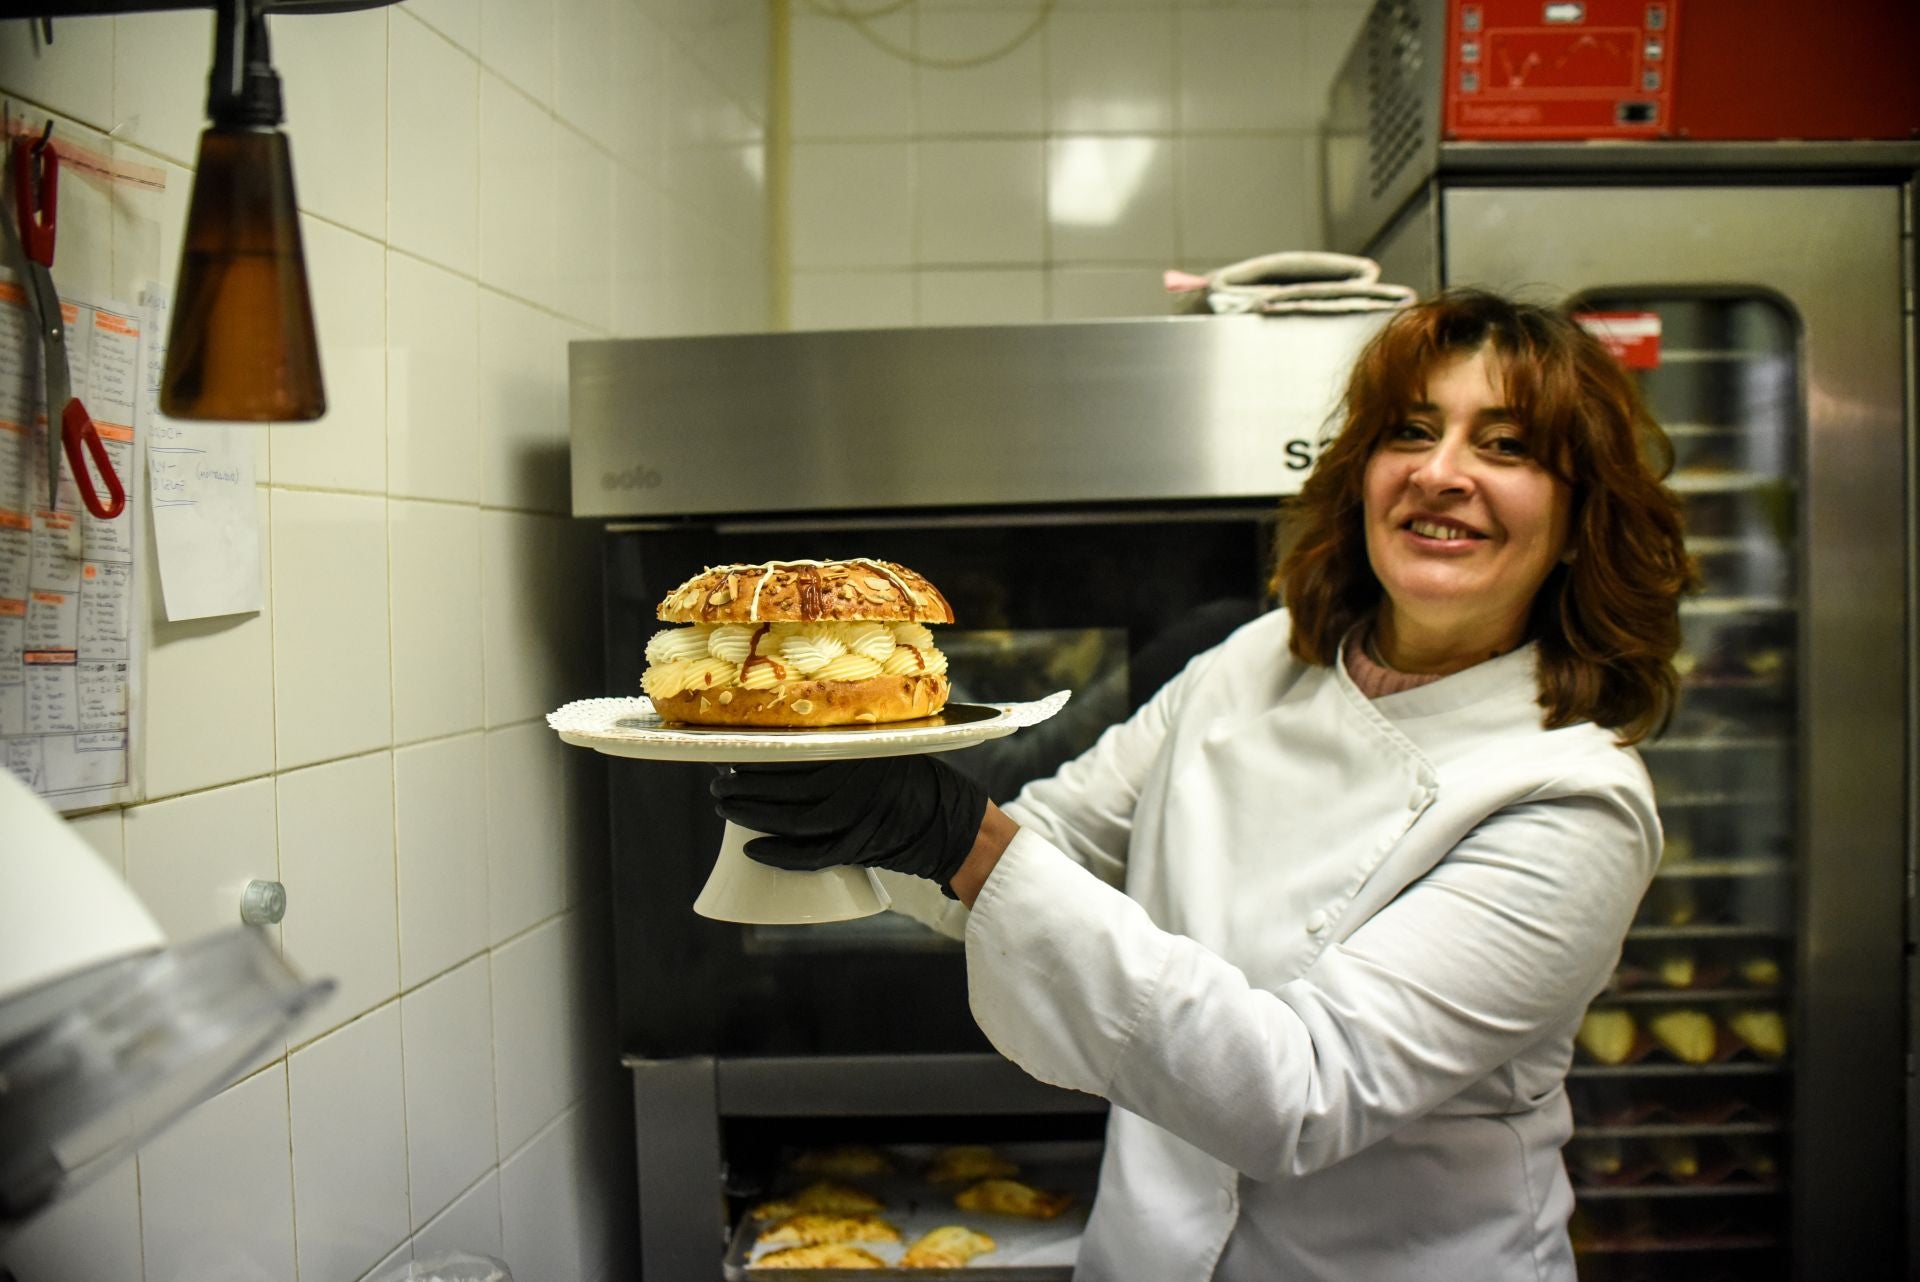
900, 1225, 997, 1268
758, 1212, 902, 1248
749, 1180, 886, 1221
789, 1144, 895, 1177
953, 1177, 1073, 1220
750, 1244, 886, 1269
925, 1144, 1019, 1183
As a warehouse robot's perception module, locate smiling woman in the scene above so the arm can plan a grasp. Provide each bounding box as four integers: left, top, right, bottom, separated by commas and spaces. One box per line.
1279, 287, 1697, 744
1361, 346, 1574, 674
708, 289, 1703, 1282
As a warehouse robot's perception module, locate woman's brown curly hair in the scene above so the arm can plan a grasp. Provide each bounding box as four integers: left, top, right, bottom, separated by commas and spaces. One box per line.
1275, 288, 1697, 744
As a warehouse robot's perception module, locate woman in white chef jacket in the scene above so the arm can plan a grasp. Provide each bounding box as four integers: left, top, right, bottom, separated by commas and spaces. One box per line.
714, 288, 1696, 1281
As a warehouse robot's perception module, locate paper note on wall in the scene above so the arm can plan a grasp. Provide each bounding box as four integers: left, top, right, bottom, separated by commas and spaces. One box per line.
0, 270, 143, 810
141, 287, 264, 621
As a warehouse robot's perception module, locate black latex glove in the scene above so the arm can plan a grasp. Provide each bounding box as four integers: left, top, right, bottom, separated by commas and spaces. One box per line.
710, 755, 989, 895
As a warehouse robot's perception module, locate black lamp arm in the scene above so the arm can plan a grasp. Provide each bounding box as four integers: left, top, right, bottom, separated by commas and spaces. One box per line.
12, 1, 402, 18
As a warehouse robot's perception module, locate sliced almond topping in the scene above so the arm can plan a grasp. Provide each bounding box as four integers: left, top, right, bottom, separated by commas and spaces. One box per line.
864, 575, 892, 591
791, 699, 815, 715
718, 690, 734, 704
855, 712, 878, 723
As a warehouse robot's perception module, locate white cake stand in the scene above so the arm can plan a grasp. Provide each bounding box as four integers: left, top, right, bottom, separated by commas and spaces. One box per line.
548, 693, 1068, 924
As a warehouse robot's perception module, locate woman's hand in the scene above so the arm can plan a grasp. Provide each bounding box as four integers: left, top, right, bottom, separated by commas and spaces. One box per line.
710, 756, 990, 895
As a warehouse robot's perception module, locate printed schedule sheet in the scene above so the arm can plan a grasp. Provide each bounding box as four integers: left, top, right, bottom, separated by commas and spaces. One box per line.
0, 270, 142, 808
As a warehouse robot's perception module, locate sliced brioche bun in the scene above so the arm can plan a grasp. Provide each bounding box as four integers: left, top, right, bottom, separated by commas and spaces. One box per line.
652, 674, 949, 728
657, 559, 954, 625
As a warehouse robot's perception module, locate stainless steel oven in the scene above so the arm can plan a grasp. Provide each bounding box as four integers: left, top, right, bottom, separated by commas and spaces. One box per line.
569, 315, 1391, 1276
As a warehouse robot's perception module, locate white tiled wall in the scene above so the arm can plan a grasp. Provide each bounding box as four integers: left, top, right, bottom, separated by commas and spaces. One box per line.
0, 2, 769, 1280
785, 0, 1373, 330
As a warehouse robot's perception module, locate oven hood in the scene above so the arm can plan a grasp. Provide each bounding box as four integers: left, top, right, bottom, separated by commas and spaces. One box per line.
567, 315, 1389, 520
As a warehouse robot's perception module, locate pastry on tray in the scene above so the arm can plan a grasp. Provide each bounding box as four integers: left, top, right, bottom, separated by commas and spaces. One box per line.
953, 1177, 1075, 1220
749, 1179, 886, 1221
925, 1144, 1020, 1183
644, 559, 955, 727
750, 1244, 887, 1269
788, 1144, 897, 1177
757, 1212, 902, 1248
899, 1225, 997, 1269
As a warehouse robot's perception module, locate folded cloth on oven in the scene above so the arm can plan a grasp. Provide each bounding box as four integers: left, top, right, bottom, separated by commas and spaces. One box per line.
1165, 250, 1417, 315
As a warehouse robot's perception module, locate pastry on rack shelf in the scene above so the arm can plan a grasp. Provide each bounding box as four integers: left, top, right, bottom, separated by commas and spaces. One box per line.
1576, 1008, 1638, 1065
1728, 1008, 1788, 1059
1656, 951, 1697, 988
953, 1177, 1074, 1220
926, 1144, 1021, 1183
748, 1180, 886, 1221
1642, 880, 1698, 928
757, 1213, 902, 1249
899, 1225, 998, 1269
1652, 1136, 1701, 1180
1568, 1138, 1626, 1179
788, 1144, 896, 1177
1738, 954, 1783, 987
1726, 1136, 1778, 1178
750, 1244, 887, 1269
1647, 1009, 1718, 1064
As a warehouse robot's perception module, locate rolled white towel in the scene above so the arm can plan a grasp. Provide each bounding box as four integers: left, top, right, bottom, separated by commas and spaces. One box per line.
1165, 250, 1415, 315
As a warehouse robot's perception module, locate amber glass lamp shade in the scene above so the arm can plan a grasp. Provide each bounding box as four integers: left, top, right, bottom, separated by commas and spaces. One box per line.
159, 126, 324, 422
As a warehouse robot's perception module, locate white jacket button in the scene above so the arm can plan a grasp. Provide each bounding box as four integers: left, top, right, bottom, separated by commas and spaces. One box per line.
1306, 909, 1328, 934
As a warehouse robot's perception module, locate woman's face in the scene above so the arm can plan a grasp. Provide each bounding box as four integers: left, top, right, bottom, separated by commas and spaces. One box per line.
1362, 346, 1573, 655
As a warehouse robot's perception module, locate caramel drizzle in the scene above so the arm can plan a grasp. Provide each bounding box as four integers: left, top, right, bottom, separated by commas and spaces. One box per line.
739, 622, 787, 685
798, 564, 822, 618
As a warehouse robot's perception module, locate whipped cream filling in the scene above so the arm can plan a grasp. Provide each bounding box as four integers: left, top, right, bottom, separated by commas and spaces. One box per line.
642, 620, 949, 701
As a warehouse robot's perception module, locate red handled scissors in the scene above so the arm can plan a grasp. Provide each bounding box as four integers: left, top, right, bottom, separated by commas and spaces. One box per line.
12, 129, 125, 521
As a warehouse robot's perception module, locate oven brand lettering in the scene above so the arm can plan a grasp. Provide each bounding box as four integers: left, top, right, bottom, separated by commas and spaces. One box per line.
605, 464, 665, 490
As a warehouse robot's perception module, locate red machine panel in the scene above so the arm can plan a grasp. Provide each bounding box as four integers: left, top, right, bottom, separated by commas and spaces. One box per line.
1446, 1, 1676, 140
1445, 0, 1920, 142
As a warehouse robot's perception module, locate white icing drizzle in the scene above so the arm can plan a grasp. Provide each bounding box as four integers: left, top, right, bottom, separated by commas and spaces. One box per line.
863, 559, 915, 602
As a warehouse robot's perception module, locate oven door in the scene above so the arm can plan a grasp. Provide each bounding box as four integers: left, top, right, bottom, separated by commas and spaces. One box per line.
603, 505, 1281, 1058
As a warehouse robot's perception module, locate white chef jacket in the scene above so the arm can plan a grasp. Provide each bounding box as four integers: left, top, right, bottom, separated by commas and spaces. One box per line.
919, 609, 1662, 1281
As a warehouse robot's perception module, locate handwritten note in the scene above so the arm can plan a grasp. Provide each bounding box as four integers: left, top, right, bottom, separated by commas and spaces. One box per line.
142, 287, 263, 621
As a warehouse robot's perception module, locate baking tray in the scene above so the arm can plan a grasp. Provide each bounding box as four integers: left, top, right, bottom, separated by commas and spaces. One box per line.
722, 1141, 1100, 1279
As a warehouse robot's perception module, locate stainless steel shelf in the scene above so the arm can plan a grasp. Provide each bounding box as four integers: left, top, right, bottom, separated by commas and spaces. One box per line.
1668, 471, 1791, 495
1678, 596, 1795, 616
1653, 350, 1790, 366
1592, 988, 1787, 1004
1625, 924, 1788, 941
1652, 858, 1791, 880
1570, 1062, 1786, 1079
1653, 793, 1780, 808
1640, 736, 1788, 753
1576, 1237, 1781, 1256
1573, 1182, 1783, 1200
1573, 1122, 1783, 1140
